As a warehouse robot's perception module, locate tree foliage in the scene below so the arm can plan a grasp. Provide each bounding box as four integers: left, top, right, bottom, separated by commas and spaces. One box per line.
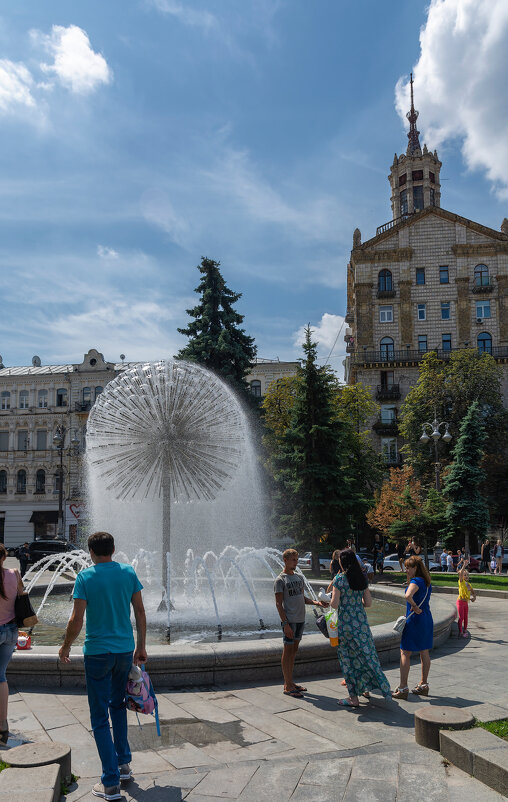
443, 401, 490, 552
177, 257, 256, 394
388, 488, 448, 551
366, 465, 422, 538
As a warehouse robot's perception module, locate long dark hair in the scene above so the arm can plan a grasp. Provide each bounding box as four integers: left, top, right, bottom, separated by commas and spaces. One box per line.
340, 548, 368, 591
0, 544, 7, 600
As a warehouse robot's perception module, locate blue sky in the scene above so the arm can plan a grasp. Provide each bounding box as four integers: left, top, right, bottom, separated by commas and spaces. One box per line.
1, 1, 507, 375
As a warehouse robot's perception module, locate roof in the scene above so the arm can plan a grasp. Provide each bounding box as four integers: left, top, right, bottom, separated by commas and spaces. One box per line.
0, 362, 139, 377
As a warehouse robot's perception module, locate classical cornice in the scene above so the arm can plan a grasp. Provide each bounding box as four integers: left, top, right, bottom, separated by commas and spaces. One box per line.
452, 243, 508, 257
352, 247, 413, 264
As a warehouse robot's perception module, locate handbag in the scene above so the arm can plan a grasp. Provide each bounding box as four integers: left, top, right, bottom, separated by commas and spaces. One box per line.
315, 613, 330, 639
392, 585, 429, 634
14, 593, 38, 628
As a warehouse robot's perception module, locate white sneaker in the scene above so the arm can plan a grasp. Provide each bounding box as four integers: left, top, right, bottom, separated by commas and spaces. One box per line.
92, 783, 122, 800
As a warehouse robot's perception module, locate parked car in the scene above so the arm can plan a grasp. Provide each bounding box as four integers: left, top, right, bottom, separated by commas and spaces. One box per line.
383, 553, 441, 572
27, 539, 73, 566
297, 552, 331, 571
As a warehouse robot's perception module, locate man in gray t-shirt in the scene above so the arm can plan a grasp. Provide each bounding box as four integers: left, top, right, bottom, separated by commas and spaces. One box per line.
274, 549, 325, 698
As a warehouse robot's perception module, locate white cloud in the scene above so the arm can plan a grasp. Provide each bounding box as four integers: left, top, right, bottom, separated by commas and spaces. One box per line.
140, 187, 190, 246
395, 0, 508, 198
97, 245, 119, 260
293, 313, 346, 377
35, 24, 112, 94
150, 0, 218, 31
0, 59, 35, 112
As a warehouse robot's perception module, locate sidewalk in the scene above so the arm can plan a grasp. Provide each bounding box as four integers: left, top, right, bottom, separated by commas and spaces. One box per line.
7, 596, 508, 800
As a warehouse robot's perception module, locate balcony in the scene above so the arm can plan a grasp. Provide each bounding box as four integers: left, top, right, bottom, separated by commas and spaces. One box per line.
376, 212, 414, 236
75, 401, 92, 412
376, 384, 401, 401
472, 277, 494, 294
376, 288, 396, 299
373, 418, 399, 436
350, 345, 508, 365
383, 454, 402, 467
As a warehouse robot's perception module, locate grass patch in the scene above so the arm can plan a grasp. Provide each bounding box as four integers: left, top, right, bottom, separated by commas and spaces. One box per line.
60, 773, 79, 796
379, 572, 508, 590
474, 719, 508, 741
0, 762, 9, 773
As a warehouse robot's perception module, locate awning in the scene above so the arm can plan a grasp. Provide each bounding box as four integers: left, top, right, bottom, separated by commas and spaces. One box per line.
29, 511, 59, 524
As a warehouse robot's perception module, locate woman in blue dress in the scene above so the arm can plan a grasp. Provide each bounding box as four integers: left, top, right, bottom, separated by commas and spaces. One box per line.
392, 555, 433, 700
331, 548, 391, 707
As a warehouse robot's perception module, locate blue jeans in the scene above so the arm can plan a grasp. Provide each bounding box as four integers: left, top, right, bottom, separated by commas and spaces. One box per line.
84, 651, 133, 787
0, 622, 18, 682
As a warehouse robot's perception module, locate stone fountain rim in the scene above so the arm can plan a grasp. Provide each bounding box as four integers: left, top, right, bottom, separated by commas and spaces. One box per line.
8, 587, 456, 688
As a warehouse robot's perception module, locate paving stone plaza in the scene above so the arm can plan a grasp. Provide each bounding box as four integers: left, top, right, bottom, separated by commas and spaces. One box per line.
4, 586, 508, 801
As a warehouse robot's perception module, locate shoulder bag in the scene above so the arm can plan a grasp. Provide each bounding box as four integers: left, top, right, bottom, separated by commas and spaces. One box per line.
14, 593, 38, 628
393, 584, 429, 634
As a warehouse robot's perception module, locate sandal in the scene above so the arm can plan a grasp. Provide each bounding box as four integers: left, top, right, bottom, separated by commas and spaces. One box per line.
283, 689, 303, 698
294, 685, 307, 692
392, 686, 409, 700
362, 692, 371, 700
338, 698, 359, 707
411, 683, 429, 696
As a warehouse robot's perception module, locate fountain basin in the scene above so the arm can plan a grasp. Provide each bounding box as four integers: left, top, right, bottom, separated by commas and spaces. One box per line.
8, 587, 455, 689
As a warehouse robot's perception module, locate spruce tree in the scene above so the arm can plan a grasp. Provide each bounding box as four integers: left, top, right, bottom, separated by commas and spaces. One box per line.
443, 401, 490, 554
177, 257, 256, 394
274, 326, 358, 572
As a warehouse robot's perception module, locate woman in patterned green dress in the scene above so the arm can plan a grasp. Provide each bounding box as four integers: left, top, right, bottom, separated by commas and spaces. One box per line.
330, 548, 391, 707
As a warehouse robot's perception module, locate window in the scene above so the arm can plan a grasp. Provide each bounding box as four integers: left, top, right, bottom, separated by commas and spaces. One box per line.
416, 268, 425, 285
418, 335, 428, 353
19, 390, 29, 409
0, 432, 8, 450
430, 188, 435, 206
413, 185, 424, 211
380, 370, 394, 389
439, 266, 449, 284
400, 189, 408, 215
82, 387, 91, 404
378, 269, 392, 292
56, 388, 67, 407
16, 470, 26, 494
381, 438, 398, 464
399, 173, 407, 186
412, 170, 423, 181
417, 304, 426, 321
36, 430, 47, 450
380, 337, 394, 358
95, 386, 103, 399
442, 333, 452, 352
380, 406, 397, 423
379, 305, 393, 323
250, 380, 261, 398
38, 389, 48, 408
441, 302, 450, 320
35, 469, 45, 494
1, 392, 10, 410
476, 300, 491, 319
474, 264, 489, 287
17, 430, 28, 450
429, 171, 435, 184
54, 472, 62, 492
0, 470, 6, 493
477, 332, 492, 354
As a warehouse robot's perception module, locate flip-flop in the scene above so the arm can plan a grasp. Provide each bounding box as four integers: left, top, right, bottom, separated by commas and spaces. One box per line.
341, 679, 347, 686
294, 685, 307, 692
283, 689, 304, 698
362, 692, 371, 699
338, 698, 360, 707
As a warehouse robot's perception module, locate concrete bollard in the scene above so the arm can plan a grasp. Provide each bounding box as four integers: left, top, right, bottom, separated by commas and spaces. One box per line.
414, 705, 474, 750
5, 741, 72, 783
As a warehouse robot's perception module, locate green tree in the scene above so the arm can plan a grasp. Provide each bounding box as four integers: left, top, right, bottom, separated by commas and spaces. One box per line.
442, 401, 490, 554
398, 349, 508, 484
389, 488, 448, 564
269, 327, 360, 572
177, 257, 256, 394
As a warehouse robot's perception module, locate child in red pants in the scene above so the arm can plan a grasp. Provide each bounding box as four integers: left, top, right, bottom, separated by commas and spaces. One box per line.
457, 566, 476, 637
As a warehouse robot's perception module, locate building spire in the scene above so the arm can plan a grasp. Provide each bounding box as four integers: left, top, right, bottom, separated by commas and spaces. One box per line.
406, 72, 421, 154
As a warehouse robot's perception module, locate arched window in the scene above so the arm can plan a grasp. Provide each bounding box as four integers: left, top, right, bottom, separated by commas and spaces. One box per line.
474, 264, 489, 287
19, 390, 29, 409
250, 380, 262, 398
378, 270, 392, 292
16, 469, 26, 493
0, 470, 6, 493
56, 388, 68, 407
400, 189, 408, 215
1, 392, 10, 410
380, 337, 394, 358
82, 387, 91, 404
95, 386, 103, 399
477, 332, 492, 354
35, 469, 45, 494
38, 389, 48, 408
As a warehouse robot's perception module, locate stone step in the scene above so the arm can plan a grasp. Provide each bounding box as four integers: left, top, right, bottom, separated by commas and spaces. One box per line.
5, 741, 71, 783
440, 727, 508, 798
0, 764, 60, 802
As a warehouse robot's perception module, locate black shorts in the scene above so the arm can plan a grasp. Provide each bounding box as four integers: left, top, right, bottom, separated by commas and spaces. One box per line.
282, 621, 304, 644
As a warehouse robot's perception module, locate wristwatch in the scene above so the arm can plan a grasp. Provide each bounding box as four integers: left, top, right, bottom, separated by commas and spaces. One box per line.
281, 620, 289, 626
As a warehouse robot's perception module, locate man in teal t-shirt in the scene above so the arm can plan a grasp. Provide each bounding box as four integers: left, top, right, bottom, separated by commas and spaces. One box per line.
59, 532, 146, 801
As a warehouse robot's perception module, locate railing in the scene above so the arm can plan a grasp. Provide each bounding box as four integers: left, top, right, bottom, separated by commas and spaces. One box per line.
376, 212, 414, 236
350, 346, 508, 365
75, 401, 92, 412
376, 288, 396, 298
373, 419, 399, 435
472, 277, 494, 294
376, 384, 401, 400
383, 454, 402, 466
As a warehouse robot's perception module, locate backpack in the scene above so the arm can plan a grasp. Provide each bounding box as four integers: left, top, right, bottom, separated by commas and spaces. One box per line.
125, 665, 161, 736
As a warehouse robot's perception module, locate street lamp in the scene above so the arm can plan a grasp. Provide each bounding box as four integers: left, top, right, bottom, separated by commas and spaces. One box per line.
419, 416, 452, 492
53, 425, 80, 539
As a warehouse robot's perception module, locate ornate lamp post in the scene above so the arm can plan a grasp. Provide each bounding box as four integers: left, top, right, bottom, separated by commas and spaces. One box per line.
420, 415, 452, 565
53, 426, 80, 539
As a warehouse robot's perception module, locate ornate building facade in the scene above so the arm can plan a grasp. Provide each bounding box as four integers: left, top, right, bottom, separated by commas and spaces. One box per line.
344, 78, 508, 464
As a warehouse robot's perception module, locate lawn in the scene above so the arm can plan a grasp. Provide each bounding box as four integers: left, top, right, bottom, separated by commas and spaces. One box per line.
475, 719, 508, 741
379, 572, 508, 590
